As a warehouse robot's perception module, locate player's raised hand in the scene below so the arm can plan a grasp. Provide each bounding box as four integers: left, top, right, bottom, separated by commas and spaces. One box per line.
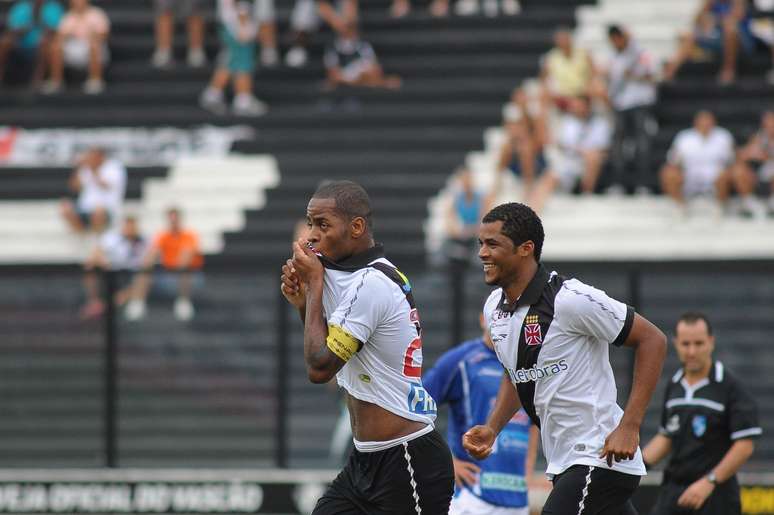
291, 238, 323, 285
452, 457, 480, 488
281, 259, 306, 309
463, 425, 496, 460
600, 423, 639, 467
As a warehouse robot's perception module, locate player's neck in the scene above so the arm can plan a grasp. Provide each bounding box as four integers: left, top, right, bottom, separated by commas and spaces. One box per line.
502, 260, 538, 305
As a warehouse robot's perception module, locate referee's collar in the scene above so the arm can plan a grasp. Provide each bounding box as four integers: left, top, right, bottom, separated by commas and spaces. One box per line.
319, 244, 385, 272
498, 264, 548, 313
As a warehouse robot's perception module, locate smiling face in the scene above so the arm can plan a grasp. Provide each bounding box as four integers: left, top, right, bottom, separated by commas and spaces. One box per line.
478, 220, 533, 287
305, 197, 366, 262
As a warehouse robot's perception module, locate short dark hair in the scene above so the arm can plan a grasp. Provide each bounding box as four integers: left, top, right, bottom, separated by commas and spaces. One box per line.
608, 25, 624, 38
676, 312, 713, 336
312, 180, 373, 231
482, 202, 544, 262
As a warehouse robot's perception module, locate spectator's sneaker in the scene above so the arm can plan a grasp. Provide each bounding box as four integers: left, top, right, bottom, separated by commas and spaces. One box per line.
634, 186, 651, 196
500, 0, 520, 14
199, 88, 227, 115
766, 198, 774, 218
739, 196, 765, 219
151, 49, 173, 68
233, 95, 268, 117
174, 297, 194, 321
125, 299, 146, 321
285, 46, 308, 68
261, 47, 279, 67
83, 78, 105, 95
187, 48, 207, 68
455, 0, 479, 15
40, 80, 63, 95
604, 184, 625, 196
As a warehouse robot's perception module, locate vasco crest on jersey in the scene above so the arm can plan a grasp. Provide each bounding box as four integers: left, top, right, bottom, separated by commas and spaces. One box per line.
524, 315, 543, 346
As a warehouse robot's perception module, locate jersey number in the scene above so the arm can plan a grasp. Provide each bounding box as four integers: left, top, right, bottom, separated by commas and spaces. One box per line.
403, 338, 422, 378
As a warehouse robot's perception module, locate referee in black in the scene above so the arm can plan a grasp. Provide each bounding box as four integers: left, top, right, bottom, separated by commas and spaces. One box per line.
642, 312, 761, 514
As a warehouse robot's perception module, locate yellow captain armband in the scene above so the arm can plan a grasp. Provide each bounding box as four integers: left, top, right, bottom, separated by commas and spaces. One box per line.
326, 325, 363, 362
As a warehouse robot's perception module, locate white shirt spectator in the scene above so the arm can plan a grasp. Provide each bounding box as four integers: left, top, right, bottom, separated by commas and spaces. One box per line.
668, 127, 734, 195
76, 158, 127, 216
607, 42, 657, 111
99, 231, 147, 271
324, 37, 377, 82
550, 113, 611, 189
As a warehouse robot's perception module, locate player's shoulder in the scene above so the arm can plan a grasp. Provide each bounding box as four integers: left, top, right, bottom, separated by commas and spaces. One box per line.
483, 288, 503, 319
554, 276, 617, 317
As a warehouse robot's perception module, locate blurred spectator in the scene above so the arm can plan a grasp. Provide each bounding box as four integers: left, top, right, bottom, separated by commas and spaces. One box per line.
390, 0, 451, 18
200, 0, 267, 116
664, 0, 756, 84
660, 110, 735, 209
60, 147, 126, 234
541, 28, 594, 109
151, 0, 206, 68
0, 0, 63, 87
605, 25, 658, 194
323, 20, 401, 89
444, 167, 493, 264
732, 110, 774, 216
254, 0, 279, 67
80, 215, 148, 320
454, 0, 521, 17
496, 86, 549, 193
42, 0, 109, 95
285, 0, 357, 68
527, 95, 611, 212
126, 208, 203, 322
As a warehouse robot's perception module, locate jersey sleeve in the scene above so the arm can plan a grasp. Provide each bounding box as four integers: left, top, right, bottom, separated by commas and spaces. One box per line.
325, 270, 392, 362
423, 345, 468, 405
558, 279, 634, 346
728, 376, 762, 441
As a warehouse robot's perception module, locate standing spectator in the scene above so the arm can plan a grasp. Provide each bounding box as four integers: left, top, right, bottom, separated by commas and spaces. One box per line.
605, 25, 659, 194
285, 0, 357, 68
200, 0, 267, 116
732, 110, 774, 217
540, 28, 594, 109
60, 147, 126, 234
323, 20, 401, 90
126, 208, 203, 322
151, 0, 207, 68
660, 110, 735, 210
254, 0, 278, 67
42, 0, 109, 94
444, 167, 491, 264
0, 0, 63, 86
527, 95, 611, 213
664, 0, 756, 84
80, 215, 148, 320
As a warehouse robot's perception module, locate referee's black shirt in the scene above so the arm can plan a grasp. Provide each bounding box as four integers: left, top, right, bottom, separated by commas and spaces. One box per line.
659, 361, 762, 484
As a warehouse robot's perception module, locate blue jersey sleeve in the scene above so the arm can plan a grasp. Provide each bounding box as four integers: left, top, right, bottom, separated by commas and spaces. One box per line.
423, 342, 473, 405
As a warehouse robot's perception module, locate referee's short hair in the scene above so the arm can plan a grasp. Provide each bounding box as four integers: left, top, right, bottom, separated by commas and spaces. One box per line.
482, 202, 544, 262
312, 180, 373, 232
676, 312, 713, 336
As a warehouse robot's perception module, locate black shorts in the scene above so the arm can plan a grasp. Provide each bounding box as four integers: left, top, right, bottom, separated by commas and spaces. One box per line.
650, 479, 741, 515
312, 429, 454, 515
542, 465, 641, 515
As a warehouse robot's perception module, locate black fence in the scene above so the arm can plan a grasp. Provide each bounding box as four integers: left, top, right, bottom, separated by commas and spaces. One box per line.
1, 259, 773, 470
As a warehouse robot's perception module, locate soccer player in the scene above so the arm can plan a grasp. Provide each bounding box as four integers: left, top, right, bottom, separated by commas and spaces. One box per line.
642, 312, 760, 515
280, 180, 454, 514
423, 312, 540, 515
463, 202, 667, 514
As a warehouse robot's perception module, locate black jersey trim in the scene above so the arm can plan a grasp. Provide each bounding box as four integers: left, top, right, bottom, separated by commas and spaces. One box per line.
497, 264, 549, 313
319, 244, 386, 272
611, 305, 635, 347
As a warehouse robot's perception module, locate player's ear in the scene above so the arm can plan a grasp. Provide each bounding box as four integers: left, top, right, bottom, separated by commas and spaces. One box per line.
518, 240, 534, 258
350, 216, 367, 239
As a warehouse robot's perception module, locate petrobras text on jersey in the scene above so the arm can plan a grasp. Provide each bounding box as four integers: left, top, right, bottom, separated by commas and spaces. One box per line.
506, 360, 569, 384
407, 382, 437, 416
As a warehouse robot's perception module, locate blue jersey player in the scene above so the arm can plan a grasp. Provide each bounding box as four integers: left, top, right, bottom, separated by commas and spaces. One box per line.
423, 314, 540, 515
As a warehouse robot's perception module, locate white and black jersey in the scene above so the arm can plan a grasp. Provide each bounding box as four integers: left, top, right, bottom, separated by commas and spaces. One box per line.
659, 361, 761, 484
483, 265, 645, 478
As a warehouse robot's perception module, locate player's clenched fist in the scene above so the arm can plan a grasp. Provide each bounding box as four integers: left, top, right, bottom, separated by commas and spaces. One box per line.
463, 425, 496, 460
281, 259, 306, 309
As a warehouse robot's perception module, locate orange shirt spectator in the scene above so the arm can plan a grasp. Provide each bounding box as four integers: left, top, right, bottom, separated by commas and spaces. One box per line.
154, 228, 203, 269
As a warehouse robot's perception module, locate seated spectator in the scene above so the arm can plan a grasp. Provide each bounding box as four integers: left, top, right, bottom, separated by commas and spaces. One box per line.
392, 0, 520, 17
324, 21, 401, 90
540, 28, 594, 109
527, 95, 611, 213
126, 208, 203, 322
732, 110, 774, 216
151, 0, 207, 68
605, 25, 658, 194
285, 0, 357, 68
444, 167, 494, 264
664, 0, 756, 84
200, 0, 267, 116
42, 0, 109, 94
60, 147, 126, 234
496, 87, 548, 193
254, 0, 279, 67
0, 0, 63, 86
390, 0, 451, 18
660, 110, 735, 209
80, 215, 148, 320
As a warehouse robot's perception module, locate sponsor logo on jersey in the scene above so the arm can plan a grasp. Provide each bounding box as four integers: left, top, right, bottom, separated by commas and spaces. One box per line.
692, 415, 707, 437
407, 382, 437, 416
479, 473, 527, 493
506, 360, 569, 384
358, 374, 371, 383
